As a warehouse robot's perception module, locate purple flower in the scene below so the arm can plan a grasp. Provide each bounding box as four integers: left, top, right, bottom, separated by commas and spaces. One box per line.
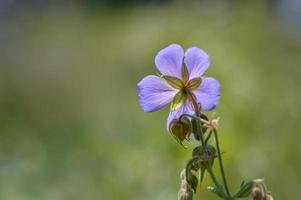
137, 44, 221, 130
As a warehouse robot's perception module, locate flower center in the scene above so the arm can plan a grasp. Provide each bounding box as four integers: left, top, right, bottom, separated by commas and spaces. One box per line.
161, 64, 202, 112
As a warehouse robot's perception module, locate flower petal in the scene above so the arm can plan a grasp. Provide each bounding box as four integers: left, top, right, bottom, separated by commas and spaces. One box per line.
166, 103, 194, 131
184, 47, 210, 79
155, 44, 184, 79
138, 75, 177, 112
194, 77, 221, 111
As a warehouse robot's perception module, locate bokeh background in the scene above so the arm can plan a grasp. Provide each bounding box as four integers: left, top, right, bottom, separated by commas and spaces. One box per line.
1, 0, 301, 199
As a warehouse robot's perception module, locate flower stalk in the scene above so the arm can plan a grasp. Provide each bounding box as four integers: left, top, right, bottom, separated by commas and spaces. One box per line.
213, 129, 232, 199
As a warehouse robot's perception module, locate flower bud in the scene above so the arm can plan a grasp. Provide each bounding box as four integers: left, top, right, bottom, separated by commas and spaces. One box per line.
266, 194, 274, 200
251, 187, 264, 200
178, 169, 194, 200
251, 179, 267, 200
169, 117, 192, 144
191, 144, 216, 170
192, 144, 216, 158
178, 188, 193, 200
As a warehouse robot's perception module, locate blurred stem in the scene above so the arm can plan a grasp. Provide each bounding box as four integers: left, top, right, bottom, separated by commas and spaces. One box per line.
213, 130, 232, 199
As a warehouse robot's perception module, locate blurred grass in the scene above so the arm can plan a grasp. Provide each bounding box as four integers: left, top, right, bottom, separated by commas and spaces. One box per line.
0, 1, 301, 199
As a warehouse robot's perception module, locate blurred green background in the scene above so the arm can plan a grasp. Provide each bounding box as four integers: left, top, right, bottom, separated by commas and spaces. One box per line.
0, 0, 301, 199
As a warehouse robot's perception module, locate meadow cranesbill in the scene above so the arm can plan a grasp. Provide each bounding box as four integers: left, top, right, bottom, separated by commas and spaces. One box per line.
137, 44, 221, 130
137, 44, 273, 200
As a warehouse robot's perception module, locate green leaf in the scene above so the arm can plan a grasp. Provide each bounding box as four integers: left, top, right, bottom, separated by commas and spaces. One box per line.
171, 90, 187, 111
162, 75, 184, 89
233, 181, 253, 198
240, 181, 245, 188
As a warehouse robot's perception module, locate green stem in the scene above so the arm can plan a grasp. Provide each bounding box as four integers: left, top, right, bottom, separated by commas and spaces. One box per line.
185, 157, 199, 179
180, 114, 209, 125
194, 116, 226, 199
205, 163, 226, 197
205, 165, 217, 186
196, 119, 207, 200
196, 117, 206, 152
198, 169, 205, 194
181, 114, 233, 199
205, 130, 212, 144
213, 130, 232, 199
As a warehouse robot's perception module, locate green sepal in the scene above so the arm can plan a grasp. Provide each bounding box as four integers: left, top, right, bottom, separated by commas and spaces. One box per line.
187, 77, 202, 91
181, 63, 189, 84
169, 117, 191, 148
192, 145, 216, 162
171, 90, 187, 111
162, 75, 184, 89
233, 181, 253, 198
199, 167, 206, 186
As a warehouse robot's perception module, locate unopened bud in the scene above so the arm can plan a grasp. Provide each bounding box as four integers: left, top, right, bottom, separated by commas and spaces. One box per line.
251, 179, 267, 200
252, 187, 264, 200
169, 117, 191, 144
192, 144, 216, 170
178, 188, 193, 200
266, 194, 274, 200
178, 169, 194, 200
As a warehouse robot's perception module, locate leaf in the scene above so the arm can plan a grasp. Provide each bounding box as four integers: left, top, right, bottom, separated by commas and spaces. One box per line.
162, 75, 184, 89
171, 90, 187, 111
240, 181, 245, 188
233, 181, 253, 198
